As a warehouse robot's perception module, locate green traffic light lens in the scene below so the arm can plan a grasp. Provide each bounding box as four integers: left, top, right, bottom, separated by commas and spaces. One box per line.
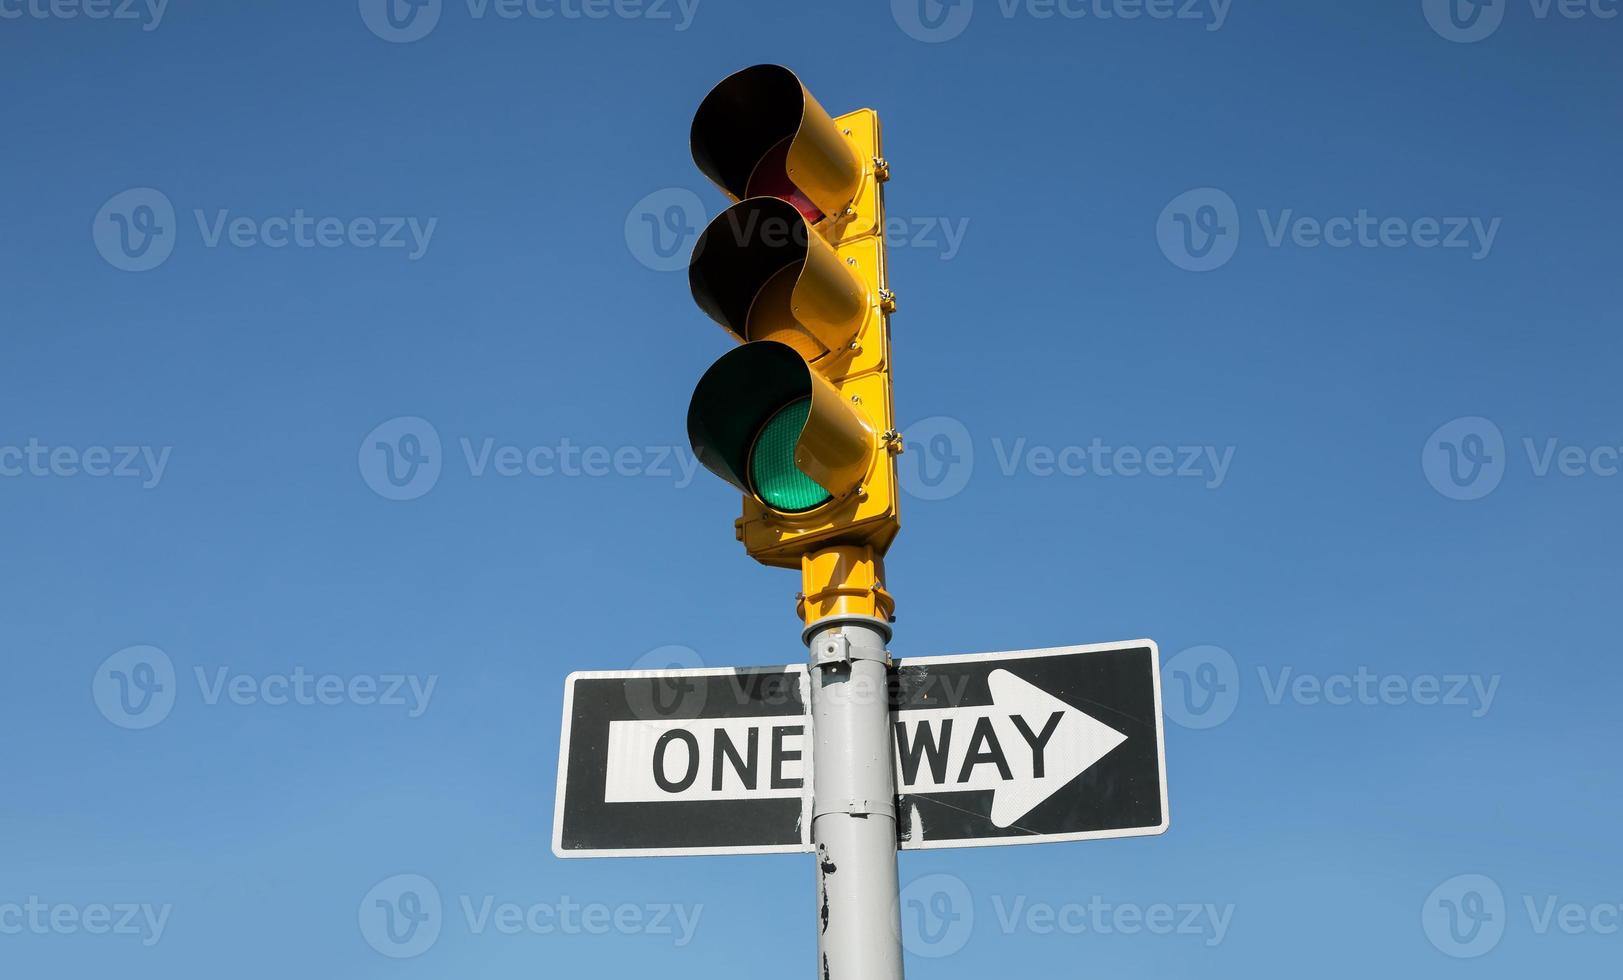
749, 397, 832, 513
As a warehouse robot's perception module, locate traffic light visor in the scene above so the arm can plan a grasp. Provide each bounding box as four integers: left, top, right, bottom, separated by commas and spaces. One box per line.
689, 197, 869, 361
688, 341, 874, 510
690, 64, 862, 225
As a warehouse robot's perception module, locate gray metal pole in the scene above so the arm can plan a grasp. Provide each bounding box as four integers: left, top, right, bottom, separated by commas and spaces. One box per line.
806, 616, 905, 980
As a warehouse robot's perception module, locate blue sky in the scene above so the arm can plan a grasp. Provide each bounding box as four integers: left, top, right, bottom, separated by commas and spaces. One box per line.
3, 0, 1621, 976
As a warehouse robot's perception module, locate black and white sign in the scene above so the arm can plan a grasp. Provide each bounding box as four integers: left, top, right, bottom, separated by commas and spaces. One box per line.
892, 641, 1167, 849
553, 665, 812, 857
552, 640, 1166, 858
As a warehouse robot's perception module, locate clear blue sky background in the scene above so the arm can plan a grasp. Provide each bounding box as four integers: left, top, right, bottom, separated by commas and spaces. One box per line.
3, 1, 1620, 977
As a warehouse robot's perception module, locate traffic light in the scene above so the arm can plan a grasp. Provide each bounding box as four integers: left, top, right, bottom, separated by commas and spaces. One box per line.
683, 65, 901, 591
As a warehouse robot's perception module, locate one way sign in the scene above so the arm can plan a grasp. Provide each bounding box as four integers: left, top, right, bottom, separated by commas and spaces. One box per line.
891, 642, 1167, 849
552, 640, 1166, 857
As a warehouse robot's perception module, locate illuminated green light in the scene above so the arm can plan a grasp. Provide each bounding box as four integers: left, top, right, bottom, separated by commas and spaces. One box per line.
749, 397, 832, 513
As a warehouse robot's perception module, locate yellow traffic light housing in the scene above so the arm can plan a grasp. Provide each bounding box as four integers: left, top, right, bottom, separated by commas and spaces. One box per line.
687, 341, 899, 568
684, 65, 900, 578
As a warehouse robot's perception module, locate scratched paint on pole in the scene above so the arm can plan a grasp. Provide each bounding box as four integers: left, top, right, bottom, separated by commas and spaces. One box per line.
552, 640, 1167, 857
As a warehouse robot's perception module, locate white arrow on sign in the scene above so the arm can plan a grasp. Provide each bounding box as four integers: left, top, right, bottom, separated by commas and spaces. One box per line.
893, 669, 1128, 828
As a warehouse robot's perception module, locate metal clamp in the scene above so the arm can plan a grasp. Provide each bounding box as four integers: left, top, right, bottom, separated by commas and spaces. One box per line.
813, 796, 897, 820
809, 628, 892, 668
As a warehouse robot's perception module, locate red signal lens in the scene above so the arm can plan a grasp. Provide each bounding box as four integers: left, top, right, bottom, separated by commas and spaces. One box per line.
746, 136, 825, 225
